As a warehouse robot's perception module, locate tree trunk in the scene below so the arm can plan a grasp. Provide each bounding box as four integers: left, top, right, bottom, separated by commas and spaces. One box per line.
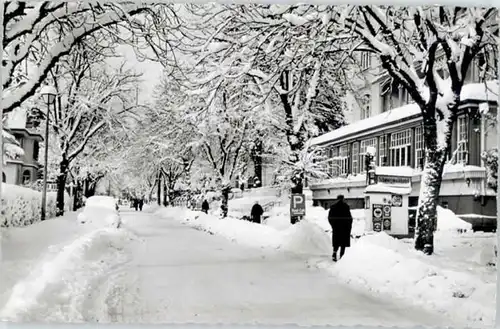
163, 180, 168, 206
157, 170, 162, 206
251, 139, 263, 186
73, 180, 81, 211
414, 109, 452, 255
149, 177, 158, 201
84, 178, 89, 197
56, 159, 69, 217
221, 187, 230, 218
168, 183, 176, 207
85, 179, 97, 198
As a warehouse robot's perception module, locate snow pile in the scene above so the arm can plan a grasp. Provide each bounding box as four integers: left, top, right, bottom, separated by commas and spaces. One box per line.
279, 220, 331, 255
1, 184, 71, 228
227, 194, 283, 219
0, 227, 138, 322
436, 206, 472, 232
265, 201, 366, 237
174, 208, 282, 249
156, 207, 330, 254
315, 232, 495, 325
77, 196, 121, 229
475, 243, 497, 267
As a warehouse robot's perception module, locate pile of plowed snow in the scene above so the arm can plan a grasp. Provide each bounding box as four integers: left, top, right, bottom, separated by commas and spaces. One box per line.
156, 207, 330, 255
0, 227, 138, 322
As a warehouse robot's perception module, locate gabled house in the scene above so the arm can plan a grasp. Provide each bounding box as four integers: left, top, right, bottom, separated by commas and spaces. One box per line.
3, 108, 43, 186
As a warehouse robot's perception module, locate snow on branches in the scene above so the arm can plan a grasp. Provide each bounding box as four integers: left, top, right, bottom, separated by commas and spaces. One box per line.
2, 2, 173, 114
324, 5, 497, 254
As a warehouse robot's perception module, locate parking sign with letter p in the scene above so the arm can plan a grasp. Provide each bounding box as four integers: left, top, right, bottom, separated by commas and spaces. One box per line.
290, 194, 306, 217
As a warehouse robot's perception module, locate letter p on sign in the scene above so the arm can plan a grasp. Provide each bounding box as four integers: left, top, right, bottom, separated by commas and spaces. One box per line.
292, 195, 304, 206
290, 194, 306, 217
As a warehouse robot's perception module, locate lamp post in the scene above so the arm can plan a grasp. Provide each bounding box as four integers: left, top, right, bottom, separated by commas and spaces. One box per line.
40, 85, 56, 221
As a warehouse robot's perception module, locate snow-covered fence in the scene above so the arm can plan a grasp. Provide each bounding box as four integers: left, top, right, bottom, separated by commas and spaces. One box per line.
1, 184, 71, 227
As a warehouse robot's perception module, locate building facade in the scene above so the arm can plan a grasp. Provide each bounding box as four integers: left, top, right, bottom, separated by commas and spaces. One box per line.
3, 108, 43, 186
309, 53, 497, 230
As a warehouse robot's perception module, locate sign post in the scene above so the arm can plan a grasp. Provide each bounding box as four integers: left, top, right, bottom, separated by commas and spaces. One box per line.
382, 204, 392, 231
290, 193, 306, 224
372, 204, 383, 232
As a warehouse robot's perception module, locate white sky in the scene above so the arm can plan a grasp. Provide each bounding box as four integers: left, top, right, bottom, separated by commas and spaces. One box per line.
112, 44, 164, 105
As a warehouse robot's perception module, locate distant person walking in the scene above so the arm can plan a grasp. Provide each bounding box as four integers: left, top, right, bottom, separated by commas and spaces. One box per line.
250, 201, 264, 224
133, 198, 139, 211
201, 199, 209, 214
139, 198, 144, 211
328, 195, 353, 262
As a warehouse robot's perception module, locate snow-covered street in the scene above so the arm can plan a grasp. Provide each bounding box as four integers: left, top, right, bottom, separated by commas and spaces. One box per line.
1, 3, 498, 328
1, 207, 458, 325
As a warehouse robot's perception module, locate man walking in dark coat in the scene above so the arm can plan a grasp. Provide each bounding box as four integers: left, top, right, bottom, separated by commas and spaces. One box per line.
250, 201, 264, 224
328, 195, 353, 262
201, 199, 209, 214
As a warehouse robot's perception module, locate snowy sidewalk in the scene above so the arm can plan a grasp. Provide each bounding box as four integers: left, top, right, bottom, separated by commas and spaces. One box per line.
80, 210, 456, 326
160, 206, 495, 327
0, 211, 91, 310
0, 210, 137, 321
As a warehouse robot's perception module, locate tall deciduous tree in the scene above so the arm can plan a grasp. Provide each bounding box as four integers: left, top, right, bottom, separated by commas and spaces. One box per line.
41, 44, 142, 215
174, 4, 350, 198
323, 6, 498, 254
1, 1, 181, 210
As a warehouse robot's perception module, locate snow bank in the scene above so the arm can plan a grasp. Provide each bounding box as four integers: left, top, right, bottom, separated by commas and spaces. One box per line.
315, 232, 495, 325
228, 194, 282, 217
77, 196, 121, 229
158, 207, 283, 249
0, 227, 138, 322
1, 184, 71, 228
156, 207, 330, 255
436, 206, 472, 232
157, 198, 492, 325
279, 221, 331, 255
265, 202, 366, 237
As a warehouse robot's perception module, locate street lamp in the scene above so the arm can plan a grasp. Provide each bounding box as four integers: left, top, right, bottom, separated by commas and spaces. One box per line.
40, 85, 56, 221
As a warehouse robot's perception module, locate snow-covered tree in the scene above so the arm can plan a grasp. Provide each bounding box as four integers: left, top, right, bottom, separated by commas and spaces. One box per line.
1, 1, 184, 210
37, 43, 143, 215
1, 2, 175, 114
173, 4, 350, 196
322, 6, 498, 254
482, 148, 498, 192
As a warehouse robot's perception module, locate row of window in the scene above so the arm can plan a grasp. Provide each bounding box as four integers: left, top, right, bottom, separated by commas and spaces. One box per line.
323, 116, 469, 177
2, 170, 34, 185
12, 135, 40, 162
359, 87, 413, 121
359, 56, 482, 121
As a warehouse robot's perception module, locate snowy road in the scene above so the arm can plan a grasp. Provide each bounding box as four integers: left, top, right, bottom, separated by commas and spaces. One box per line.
79, 209, 456, 326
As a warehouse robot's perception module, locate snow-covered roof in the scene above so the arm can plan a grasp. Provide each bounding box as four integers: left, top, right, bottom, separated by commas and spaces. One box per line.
311, 103, 420, 146
375, 166, 414, 177
364, 184, 412, 195
5, 107, 27, 129
311, 81, 499, 146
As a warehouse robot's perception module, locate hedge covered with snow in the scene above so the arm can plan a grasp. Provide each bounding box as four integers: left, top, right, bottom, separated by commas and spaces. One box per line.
1, 184, 71, 227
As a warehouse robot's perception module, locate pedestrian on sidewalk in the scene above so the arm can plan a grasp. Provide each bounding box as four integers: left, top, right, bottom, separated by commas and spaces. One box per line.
201, 199, 209, 214
250, 201, 264, 224
133, 198, 139, 211
328, 195, 353, 262
139, 198, 144, 211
